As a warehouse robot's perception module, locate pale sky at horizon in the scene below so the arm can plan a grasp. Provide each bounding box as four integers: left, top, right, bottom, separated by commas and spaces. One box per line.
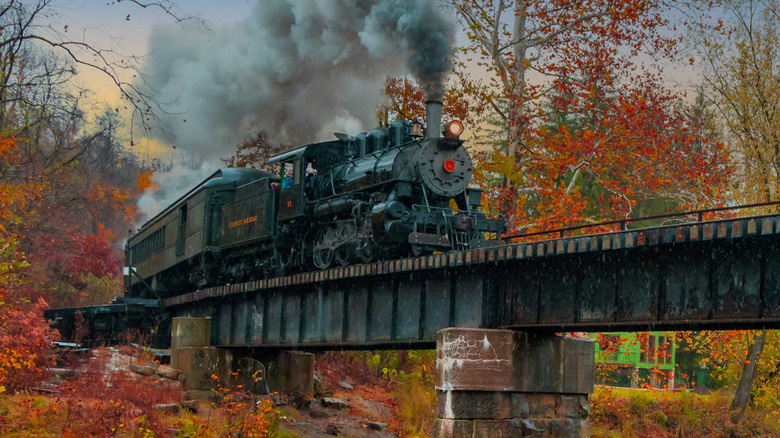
53, 0, 254, 100
47, 0, 256, 157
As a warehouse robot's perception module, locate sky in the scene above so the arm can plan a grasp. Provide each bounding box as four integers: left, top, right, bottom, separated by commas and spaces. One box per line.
52, 0, 254, 106
51, 0, 255, 153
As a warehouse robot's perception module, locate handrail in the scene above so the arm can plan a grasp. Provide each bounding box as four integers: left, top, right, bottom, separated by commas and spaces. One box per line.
505, 200, 780, 241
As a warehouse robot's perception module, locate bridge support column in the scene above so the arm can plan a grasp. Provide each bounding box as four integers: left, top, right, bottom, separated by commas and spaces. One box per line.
263, 351, 315, 394
434, 328, 595, 438
170, 316, 211, 353
228, 351, 314, 396
170, 317, 231, 398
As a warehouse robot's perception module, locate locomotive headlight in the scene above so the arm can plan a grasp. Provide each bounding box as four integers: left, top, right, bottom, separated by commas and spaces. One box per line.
444, 159, 456, 173
444, 120, 464, 139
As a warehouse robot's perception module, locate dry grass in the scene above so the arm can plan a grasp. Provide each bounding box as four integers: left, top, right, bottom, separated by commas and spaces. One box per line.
591, 386, 780, 438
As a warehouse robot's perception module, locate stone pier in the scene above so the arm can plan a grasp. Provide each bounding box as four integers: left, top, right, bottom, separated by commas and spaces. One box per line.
170, 316, 313, 397
434, 328, 595, 438
171, 317, 231, 398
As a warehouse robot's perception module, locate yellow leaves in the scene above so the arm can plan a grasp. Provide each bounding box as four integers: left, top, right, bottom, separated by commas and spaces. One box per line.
96, 223, 115, 240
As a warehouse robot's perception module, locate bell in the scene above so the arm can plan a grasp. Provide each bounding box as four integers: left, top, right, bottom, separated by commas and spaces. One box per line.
409, 121, 424, 138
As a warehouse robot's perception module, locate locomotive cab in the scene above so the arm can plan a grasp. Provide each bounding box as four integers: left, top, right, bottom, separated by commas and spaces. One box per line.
269, 149, 306, 222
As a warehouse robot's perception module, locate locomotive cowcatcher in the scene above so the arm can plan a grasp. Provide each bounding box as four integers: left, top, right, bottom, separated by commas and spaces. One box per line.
125, 101, 505, 299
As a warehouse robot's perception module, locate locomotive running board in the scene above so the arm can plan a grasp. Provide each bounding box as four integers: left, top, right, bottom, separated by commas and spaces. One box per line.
409, 232, 451, 247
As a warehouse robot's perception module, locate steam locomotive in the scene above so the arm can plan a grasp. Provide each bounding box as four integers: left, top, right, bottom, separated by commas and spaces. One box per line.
125, 102, 506, 299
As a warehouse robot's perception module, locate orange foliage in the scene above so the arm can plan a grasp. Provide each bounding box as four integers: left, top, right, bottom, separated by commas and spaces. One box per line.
0, 138, 12, 158
382, 76, 486, 128
136, 169, 157, 192
211, 372, 274, 438
472, 75, 732, 234
0, 137, 45, 228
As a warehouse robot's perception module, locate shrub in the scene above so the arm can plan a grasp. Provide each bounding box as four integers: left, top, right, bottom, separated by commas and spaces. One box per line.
211, 371, 275, 438
0, 297, 58, 393
56, 350, 183, 437
591, 387, 780, 438
388, 351, 436, 437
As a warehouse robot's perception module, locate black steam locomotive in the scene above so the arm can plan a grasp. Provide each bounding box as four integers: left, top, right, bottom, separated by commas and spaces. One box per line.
125, 102, 505, 299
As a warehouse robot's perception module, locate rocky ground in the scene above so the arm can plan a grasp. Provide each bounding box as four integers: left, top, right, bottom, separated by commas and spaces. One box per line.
270, 392, 395, 438
255, 353, 399, 437
46, 346, 400, 437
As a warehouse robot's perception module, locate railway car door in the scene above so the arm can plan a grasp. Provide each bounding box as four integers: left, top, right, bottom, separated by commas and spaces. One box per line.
278, 158, 304, 221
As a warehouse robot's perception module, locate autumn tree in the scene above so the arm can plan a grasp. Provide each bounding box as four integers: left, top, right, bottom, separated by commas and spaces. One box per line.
685, 331, 780, 420
447, 0, 729, 228
689, 0, 780, 421
221, 130, 282, 173
470, 74, 732, 233
693, 0, 780, 204
0, 0, 202, 139
448, 0, 688, 156
380, 76, 486, 129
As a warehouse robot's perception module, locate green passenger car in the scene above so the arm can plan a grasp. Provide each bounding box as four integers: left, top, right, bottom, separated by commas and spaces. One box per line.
590, 332, 676, 389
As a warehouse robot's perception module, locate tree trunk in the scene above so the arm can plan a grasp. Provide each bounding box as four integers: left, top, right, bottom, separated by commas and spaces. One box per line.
398, 350, 409, 373
498, 0, 529, 226
730, 330, 767, 423
508, 0, 528, 162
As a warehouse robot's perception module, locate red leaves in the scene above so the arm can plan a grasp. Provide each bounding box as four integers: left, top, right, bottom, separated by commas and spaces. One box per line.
473, 72, 732, 234
65, 232, 122, 283
0, 297, 58, 394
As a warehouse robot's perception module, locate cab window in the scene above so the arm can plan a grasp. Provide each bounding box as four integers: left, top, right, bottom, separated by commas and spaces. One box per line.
280, 162, 294, 190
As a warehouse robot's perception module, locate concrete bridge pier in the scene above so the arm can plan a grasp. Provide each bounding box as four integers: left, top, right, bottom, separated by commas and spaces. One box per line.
170, 316, 313, 397
434, 328, 595, 438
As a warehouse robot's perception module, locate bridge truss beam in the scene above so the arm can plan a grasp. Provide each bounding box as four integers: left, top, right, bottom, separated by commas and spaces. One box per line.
165, 215, 780, 349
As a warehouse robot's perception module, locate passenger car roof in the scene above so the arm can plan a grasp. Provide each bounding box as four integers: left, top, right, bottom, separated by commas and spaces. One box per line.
131, 168, 272, 237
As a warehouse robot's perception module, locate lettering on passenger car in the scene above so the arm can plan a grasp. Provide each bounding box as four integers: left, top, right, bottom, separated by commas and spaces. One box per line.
229, 215, 258, 229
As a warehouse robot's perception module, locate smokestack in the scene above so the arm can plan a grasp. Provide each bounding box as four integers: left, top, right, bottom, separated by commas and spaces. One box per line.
425, 100, 442, 139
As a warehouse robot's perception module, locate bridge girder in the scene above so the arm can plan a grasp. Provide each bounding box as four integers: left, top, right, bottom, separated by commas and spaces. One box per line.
166, 215, 780, 349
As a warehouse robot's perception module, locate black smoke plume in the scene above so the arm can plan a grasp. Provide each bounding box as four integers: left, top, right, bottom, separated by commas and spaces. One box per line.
142, 0, 455, 162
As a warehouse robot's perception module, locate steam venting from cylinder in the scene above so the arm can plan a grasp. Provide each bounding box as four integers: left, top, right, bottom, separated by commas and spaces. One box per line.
426, 100, 442, 139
